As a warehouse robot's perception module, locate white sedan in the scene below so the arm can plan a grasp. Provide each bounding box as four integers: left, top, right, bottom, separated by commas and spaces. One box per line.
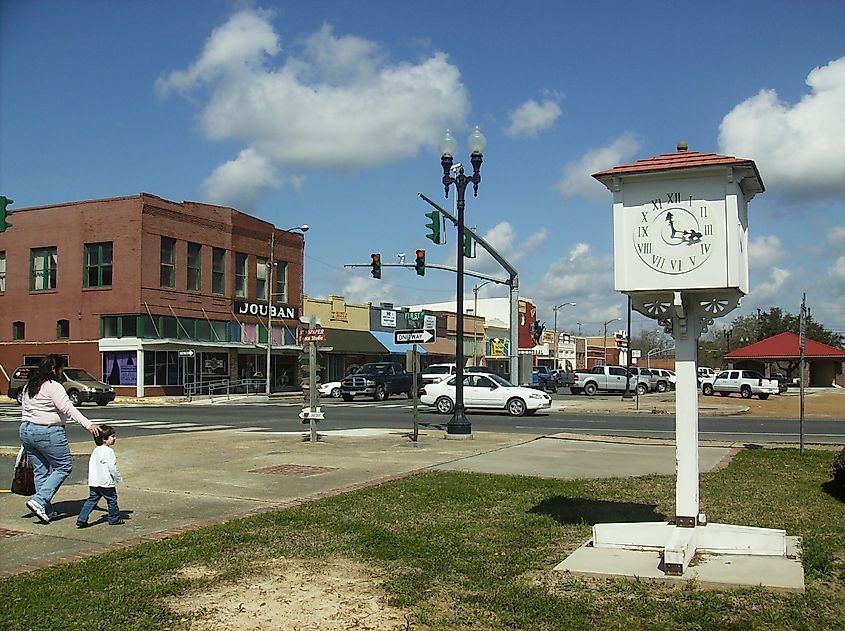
318, 381, 343, 398
420, 373, 552, 417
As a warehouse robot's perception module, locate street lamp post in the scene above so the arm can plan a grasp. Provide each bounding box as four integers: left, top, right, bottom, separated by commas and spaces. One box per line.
265, 224, 309, 396
440, 126, 486, 437
473, 280, 494, 366
603, 317, 622, 365
552, 302, 576, 370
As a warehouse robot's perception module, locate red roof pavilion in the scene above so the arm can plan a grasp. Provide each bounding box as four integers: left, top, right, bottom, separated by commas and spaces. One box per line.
725, 332, 845, 361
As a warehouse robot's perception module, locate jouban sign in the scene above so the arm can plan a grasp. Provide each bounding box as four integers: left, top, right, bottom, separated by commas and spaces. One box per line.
234, 301, 299, 320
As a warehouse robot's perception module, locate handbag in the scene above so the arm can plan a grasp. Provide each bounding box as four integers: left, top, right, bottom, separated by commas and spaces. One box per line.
11, 446, 36, 496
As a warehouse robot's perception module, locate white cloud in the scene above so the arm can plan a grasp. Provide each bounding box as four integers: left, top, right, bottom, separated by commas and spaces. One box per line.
828, 255, 845, 284
749, 234, 788, 269
718, 56, 845, 199
158, 10, 469, 208
753, 267, 791, 302
341, 274, 397, 306
556, 133, 641, 201
568, 243, 590, 262
505, 97, 561, 138
201, 148, 280, 209
462, 222, 549, 278
828, 226, 845, 244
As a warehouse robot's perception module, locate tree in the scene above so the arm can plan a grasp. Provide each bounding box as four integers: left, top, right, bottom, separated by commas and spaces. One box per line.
730, 308, 843, 348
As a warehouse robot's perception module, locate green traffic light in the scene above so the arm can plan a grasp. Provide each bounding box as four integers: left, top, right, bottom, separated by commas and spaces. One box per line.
0, 196, 13, 232
424, 210, 441, 244
463, 232, 473, 258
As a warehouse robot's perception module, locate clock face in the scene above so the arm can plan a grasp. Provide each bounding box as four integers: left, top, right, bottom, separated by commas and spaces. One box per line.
632, 193, 716, 275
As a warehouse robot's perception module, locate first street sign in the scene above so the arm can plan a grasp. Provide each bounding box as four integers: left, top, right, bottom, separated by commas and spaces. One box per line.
394, 329, 435, 344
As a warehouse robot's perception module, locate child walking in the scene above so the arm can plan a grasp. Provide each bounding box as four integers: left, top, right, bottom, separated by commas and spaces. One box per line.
77, 425, 124, 527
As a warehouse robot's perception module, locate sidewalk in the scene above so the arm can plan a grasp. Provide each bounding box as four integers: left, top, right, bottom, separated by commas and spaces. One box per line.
0, 427, 738, 577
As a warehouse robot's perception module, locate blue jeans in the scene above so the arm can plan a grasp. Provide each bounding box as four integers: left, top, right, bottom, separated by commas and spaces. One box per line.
19, 422, 73, 513
78, 486, 121, 524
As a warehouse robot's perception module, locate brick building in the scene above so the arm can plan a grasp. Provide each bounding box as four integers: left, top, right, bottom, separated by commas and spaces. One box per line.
0, 193, 305, 397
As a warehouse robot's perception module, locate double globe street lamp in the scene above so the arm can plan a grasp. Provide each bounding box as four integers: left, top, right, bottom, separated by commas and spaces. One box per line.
552, 302, 577, 370
439, 126, 486, 437
265, 224, 309, 396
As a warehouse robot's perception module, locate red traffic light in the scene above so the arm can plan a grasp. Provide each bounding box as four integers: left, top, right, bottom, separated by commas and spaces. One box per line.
415, 249, 425, 276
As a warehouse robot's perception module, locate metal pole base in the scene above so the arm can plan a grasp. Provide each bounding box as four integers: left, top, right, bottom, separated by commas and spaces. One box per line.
445, 406, 473, 439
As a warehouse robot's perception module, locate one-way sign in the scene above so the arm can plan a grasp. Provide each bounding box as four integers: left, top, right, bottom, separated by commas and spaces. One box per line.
394, 329, 435, 344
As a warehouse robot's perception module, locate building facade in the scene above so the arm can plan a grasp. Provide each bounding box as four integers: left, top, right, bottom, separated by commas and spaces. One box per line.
0, 193, 305, 397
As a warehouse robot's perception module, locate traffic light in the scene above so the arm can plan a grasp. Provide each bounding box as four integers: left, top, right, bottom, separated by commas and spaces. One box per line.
463, 232, 473, 258
424, 210, 441, 244
415, 249, 425, 276
370, 253, 382, 279
0, 196, 13, 233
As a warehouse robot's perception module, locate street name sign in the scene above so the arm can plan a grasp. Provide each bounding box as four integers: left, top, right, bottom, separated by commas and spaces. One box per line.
394, 329, 435, 344
301, 328, 326, 342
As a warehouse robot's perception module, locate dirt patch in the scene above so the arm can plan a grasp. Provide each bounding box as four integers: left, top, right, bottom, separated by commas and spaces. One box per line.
169, 557, 413, 630
703, 388, 845, 419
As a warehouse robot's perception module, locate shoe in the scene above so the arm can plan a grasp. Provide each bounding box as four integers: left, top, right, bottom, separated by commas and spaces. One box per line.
26, 499, 51, 523
76, 521, 89, 529
108, 519, 125, 526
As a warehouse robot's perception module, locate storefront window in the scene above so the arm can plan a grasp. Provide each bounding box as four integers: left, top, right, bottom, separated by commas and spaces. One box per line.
143, 350, 181, 386
103, 352, 137, 386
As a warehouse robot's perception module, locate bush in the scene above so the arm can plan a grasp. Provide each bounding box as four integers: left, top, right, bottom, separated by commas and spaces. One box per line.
831, 447, 845, 485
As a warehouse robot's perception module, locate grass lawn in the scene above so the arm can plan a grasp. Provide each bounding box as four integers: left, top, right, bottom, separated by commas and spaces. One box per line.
2, 448, 844, 630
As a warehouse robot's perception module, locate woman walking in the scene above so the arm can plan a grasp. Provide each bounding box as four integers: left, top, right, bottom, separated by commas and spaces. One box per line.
19, 355, 100, 523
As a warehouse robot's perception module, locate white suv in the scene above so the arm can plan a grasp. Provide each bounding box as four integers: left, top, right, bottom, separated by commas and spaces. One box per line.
703, 370, 779, 400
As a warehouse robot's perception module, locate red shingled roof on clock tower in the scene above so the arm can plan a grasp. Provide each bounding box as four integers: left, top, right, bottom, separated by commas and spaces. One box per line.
725, 332, 845, 360
592, 142, 765, 196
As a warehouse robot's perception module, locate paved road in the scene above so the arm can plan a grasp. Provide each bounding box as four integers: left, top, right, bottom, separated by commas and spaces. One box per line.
2, 400, 842, 445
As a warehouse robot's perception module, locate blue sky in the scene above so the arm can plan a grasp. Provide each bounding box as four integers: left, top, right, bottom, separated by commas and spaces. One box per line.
2, 0, 844, 338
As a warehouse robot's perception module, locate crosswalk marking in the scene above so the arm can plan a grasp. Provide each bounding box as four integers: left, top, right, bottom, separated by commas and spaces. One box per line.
172, 425, 235, 432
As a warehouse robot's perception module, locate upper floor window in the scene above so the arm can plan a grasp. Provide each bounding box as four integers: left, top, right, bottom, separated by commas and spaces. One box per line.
160, 237, 176, 288
84, 242, 113, 288
0, 251, 5, 293
13, 321, 25, 340
187, 242, 202, 292
57, 319, 70, 339
235, 252, 248, 298
212, 247, 225, 295
30, 247, 57, 291
257, 257, 269, 301
275, 261, 288, 304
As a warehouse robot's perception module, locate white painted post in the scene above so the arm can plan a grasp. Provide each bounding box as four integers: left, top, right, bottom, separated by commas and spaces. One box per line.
673, 305, 700, 525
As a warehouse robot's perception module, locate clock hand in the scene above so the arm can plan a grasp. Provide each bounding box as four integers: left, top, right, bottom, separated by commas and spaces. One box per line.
665, 212, 677, 237
682, 229, 702, 244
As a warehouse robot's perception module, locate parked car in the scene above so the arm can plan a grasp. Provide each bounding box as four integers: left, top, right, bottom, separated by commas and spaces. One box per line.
317, 381, 343, 398
702, 370, 779, 400
771, 373, 789, 393
551, 369, 575, 388
419, 373, 552, 417
7, 365, 115, 406
650, 368, 676, 391
697, 367, 717, 387
419, 363, 456, 388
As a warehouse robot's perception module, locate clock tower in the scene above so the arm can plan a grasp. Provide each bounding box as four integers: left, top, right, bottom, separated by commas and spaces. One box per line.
563, 143, 791, 579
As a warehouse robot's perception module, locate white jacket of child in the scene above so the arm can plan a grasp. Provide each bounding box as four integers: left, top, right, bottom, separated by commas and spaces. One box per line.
88, 445, 123, 487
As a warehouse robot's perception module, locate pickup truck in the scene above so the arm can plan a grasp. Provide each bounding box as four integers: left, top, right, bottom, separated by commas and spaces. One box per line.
700, 369, 779, 400
570, 365, 648, 396
341, 362, 415, 401
531, 366, 557, 392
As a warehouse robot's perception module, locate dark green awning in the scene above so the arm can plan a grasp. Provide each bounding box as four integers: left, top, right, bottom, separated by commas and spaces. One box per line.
324, 329, 389, 354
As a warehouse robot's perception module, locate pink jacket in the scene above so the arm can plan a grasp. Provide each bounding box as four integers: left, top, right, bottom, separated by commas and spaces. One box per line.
21, 380, 93, 429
